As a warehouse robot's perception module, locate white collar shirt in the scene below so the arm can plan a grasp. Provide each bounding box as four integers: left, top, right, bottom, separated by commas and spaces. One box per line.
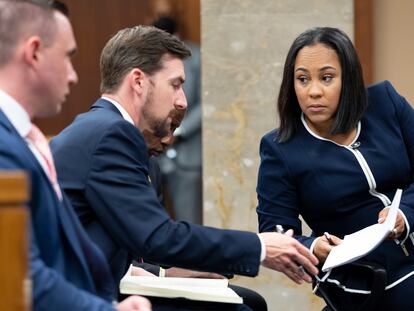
0, 89, 51, 180
101, 96, 134, 125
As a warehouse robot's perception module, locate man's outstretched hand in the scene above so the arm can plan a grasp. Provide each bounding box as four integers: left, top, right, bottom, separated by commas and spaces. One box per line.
259, 230, 319, 284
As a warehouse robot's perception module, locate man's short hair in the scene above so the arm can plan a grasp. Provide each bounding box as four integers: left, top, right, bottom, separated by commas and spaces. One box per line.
100, 25, 191, 93
0, 0, 59, 67
30, 0, 69, 15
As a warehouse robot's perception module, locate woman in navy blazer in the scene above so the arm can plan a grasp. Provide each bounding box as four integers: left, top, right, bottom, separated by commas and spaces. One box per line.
257, 27, 414, 310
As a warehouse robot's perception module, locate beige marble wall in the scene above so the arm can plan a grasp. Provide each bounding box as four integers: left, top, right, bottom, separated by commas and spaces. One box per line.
202, 1, 353, 310
373, 0, 414, 104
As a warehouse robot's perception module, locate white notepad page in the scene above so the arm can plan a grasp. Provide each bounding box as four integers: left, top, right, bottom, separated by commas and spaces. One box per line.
322, 189, 402, 272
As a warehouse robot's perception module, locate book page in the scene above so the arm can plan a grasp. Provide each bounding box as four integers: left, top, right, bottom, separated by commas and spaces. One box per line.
119, 271, 242, 304
120, 280, 242, 304
322, 189, 402, 272
121, 275, 229, 288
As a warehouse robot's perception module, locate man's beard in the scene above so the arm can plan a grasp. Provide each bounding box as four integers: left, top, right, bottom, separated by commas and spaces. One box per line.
142, 89, 170, 138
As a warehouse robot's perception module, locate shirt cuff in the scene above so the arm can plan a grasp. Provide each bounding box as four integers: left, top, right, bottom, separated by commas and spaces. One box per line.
309, 237, 320, 254
257, 234, 266, 262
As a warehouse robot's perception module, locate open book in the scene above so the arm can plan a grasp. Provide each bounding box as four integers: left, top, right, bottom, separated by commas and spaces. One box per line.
322, 189, 402, 272
120, 268, 243, 304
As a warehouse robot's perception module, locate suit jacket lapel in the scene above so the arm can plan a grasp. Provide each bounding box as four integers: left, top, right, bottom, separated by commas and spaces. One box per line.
0, 110, 99, 291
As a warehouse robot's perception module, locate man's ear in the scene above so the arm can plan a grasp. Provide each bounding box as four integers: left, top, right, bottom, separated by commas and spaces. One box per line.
129, 68, 147, 95
22, 36, 42, 68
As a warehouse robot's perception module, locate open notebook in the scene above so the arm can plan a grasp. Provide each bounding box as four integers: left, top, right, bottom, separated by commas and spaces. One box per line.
322, 189, 402, 272
120, 267, 243, 304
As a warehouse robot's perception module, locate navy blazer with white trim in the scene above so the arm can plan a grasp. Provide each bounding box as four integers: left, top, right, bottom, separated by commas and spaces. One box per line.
257, 80, 414, 290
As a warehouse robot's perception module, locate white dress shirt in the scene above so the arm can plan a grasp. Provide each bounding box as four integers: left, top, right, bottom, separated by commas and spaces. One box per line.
101, 96, 134, 125
0, 89, 51, 178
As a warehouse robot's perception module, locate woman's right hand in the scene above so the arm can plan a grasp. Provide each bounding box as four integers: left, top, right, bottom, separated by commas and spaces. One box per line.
313, 234, 342, 263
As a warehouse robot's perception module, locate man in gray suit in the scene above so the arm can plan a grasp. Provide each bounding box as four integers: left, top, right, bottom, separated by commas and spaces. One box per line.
153, 16, 203, 224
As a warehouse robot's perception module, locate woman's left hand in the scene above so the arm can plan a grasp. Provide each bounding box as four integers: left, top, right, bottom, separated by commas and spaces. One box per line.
313, 234, 342, 263
378, 208, 406, 239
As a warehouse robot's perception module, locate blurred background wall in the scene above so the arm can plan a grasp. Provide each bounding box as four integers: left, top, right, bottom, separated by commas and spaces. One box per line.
373, 0, 414, 104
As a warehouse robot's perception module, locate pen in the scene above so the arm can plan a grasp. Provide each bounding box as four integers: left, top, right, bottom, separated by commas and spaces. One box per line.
324, 232, 334, 244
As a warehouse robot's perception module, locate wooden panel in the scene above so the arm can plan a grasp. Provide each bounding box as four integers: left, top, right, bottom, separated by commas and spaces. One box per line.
150, 0, 200, 44
35, 0, 151, 135
354, 0, 373, 85
36, 0, 200, 135
0, 171, 29, 311
173, 0, 201, 44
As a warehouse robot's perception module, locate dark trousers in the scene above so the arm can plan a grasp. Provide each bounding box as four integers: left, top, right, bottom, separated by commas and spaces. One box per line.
230, 285, 267, 311
148, 297, 252, 311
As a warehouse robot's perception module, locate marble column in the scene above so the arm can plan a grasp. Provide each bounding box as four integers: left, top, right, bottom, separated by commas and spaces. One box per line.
202, 1, 353, 310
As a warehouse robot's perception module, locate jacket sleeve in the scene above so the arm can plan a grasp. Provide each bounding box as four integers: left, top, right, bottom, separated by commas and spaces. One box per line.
256, 133, 316, 249
386, 80, 414, 241
0, 149, 115, 311
30, 226, 116, 311
84, 121, 261, 277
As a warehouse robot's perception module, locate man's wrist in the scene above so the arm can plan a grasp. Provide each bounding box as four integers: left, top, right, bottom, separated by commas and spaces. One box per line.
309, 237, 320, 254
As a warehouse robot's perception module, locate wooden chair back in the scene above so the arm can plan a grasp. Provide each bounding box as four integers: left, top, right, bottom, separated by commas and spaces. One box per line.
0, 171, 30, 311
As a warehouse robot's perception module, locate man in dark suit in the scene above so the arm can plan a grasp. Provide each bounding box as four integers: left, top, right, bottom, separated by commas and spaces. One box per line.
51, 25, 318, 301
0, 1, 151, 310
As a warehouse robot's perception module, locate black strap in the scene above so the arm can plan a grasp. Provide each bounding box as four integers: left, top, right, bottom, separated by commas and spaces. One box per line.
317, 262, 387, 311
